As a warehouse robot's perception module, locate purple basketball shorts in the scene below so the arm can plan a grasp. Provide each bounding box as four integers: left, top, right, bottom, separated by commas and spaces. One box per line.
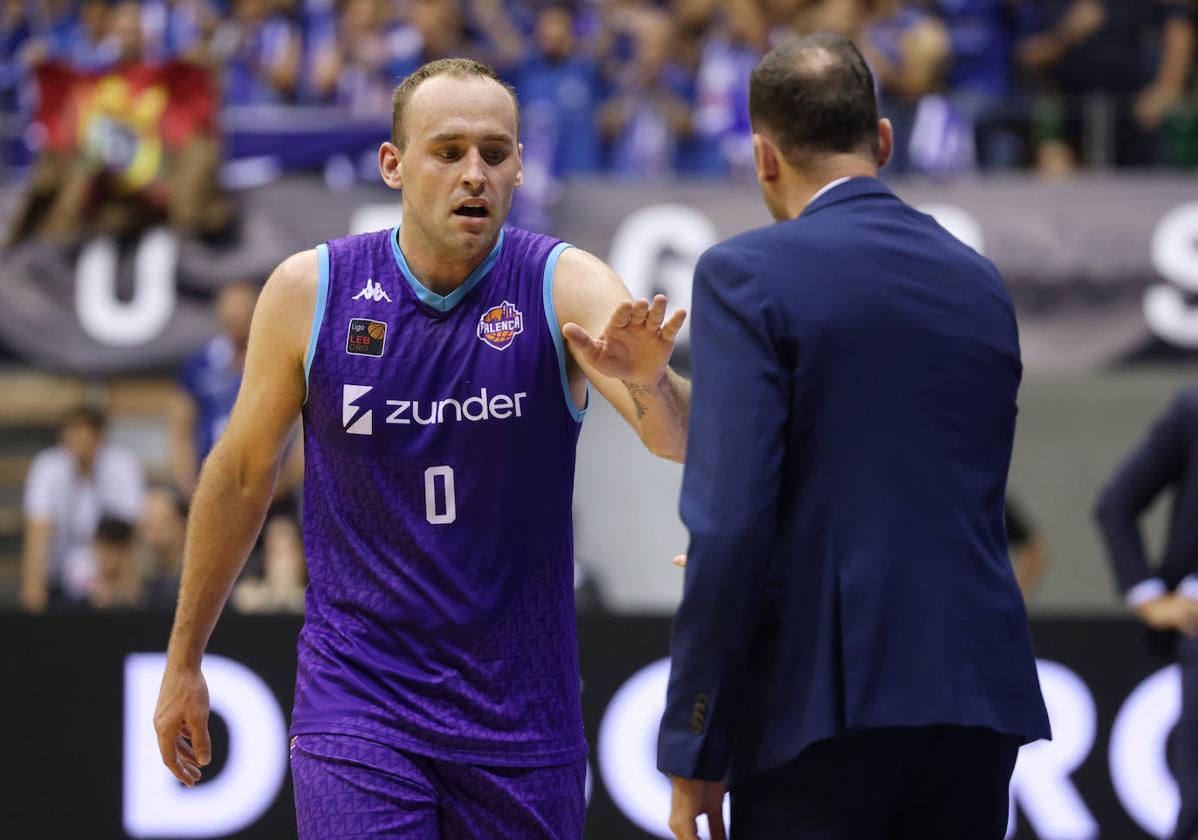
290, 733, 587, 839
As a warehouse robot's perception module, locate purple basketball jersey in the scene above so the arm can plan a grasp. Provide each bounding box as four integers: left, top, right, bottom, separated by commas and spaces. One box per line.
292, 226, 587, 767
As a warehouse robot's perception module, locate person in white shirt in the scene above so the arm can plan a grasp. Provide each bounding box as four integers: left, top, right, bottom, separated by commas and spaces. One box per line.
20, 406, 145, 612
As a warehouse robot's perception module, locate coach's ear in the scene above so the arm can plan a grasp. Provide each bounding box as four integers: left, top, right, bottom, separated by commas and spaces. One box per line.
379, 141, 404, 190
514, 141, 524, 187
877, 119, 893, 170
752, 133, 780, 184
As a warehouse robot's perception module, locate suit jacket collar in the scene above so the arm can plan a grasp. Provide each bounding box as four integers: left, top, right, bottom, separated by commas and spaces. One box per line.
799, 175, 893, 218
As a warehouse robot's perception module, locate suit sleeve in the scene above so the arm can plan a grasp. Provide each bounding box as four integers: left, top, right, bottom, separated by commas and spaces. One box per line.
657, 245, 789, 781
1094, 391, 1191, 596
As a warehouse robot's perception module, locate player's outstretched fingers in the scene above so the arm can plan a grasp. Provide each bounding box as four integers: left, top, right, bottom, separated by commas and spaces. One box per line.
562, 322, 601, 363
609, 299, 633, 330
660, 309, 687, 342
647, 294, 668, 331
631, 298, 651, 326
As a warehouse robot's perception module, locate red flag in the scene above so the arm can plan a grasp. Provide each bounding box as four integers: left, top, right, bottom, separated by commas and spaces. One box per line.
34, 59, 217, 195
10, 60, 229, 244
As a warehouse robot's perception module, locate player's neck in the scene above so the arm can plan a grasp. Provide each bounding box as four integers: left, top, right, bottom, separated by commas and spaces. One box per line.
397, 225, 497, 296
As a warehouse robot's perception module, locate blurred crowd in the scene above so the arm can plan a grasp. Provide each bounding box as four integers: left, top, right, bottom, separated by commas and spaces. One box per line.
0, 0, 1194, 178
18, 281, 308, 615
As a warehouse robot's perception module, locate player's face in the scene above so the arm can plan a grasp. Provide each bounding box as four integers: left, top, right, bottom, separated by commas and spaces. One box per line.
392, 76, 523, 260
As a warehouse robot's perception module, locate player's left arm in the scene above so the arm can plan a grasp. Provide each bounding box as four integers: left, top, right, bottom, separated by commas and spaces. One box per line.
553, 247, 690, 462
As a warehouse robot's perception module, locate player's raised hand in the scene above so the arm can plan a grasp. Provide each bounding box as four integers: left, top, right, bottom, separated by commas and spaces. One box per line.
154, 665, 213, 787
562, 294, 686, 386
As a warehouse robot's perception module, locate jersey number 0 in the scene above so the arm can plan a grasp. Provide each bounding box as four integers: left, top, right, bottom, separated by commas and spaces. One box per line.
424, 466, 457, 524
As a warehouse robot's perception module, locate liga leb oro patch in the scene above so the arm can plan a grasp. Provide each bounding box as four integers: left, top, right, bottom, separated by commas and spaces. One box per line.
477, 300, 523, 351
346, 318, 387, 357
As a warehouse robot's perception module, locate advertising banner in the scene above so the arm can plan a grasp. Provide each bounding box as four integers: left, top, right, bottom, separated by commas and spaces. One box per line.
0, 614, 1180, 839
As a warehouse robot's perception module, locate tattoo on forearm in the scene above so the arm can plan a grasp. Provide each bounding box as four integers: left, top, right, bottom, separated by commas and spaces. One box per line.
623, 381, 657, 421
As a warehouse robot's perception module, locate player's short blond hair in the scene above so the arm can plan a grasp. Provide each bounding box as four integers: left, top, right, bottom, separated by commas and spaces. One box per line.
390, 58, 520, 150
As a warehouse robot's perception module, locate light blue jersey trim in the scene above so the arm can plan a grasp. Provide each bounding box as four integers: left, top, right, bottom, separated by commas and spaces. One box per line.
303, 243, 330, 404
543, 242, 588, 423
390, 226, 505, 312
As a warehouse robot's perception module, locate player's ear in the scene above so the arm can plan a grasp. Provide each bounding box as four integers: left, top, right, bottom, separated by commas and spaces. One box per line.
379, 141, 404, 190
514, 142, 524, 187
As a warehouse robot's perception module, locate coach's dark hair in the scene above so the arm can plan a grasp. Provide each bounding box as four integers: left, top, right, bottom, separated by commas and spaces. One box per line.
749, 33, 879, 163
390, 58, 520, 149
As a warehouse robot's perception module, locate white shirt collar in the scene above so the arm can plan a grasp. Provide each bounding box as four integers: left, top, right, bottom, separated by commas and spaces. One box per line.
808, 176, 853, 207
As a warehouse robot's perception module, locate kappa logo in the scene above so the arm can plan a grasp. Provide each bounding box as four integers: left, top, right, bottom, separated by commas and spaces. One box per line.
352, 278, 392, 303
343, 384, 373, 435
477, 300, 523, 351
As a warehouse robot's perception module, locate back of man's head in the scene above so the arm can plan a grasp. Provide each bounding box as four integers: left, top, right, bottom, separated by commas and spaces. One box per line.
749, 33, 879, 165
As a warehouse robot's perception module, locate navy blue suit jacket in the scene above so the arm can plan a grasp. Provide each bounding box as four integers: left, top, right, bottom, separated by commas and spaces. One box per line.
1096, 387, 1198, 595
657, 178, 1051, 786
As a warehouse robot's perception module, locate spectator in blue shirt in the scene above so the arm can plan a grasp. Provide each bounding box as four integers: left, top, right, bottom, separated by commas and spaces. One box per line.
935, 0, 1037, 169
515, 3, 603, 177
689, 0, 767, 175
598, 7, 696, 178
308, 0, 402, 114
860, 0, 954, 173
214, 0, 301, 105
0, 0, 33, 117
138, 0, 221, 64
64, 0, 120, 72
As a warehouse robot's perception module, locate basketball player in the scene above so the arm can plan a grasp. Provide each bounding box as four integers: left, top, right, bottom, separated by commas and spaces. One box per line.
152, 58, 689, 839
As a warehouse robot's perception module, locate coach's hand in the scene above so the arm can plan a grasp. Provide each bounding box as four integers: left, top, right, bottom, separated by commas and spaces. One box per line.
1137, 594, 1198, 637
154, 665, 212, 787
668, 776, 726, 840
563, 294, 685, 387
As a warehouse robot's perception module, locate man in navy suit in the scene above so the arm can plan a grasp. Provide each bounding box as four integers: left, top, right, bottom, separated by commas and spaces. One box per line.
657, 33, 1051, 840
1096, 387, 1198, 840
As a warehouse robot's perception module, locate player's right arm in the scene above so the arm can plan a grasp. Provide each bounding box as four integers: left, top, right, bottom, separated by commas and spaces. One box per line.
154, 250, 316, 787
169, 388, 199, 496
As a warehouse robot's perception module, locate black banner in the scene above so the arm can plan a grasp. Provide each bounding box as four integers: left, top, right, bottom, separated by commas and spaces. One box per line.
3, 176, 1198, 375
0, 614, 1179, 839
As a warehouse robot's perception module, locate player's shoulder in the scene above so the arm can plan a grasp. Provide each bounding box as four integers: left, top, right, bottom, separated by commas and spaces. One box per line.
555, 243, 608, 276
251, 249, 321, 356
500, 225, 566, 266
264, 249, 319, 302
326, 227, 394, 254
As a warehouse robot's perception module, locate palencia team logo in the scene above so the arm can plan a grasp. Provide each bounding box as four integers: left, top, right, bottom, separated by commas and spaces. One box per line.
477, 300, 523, 351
